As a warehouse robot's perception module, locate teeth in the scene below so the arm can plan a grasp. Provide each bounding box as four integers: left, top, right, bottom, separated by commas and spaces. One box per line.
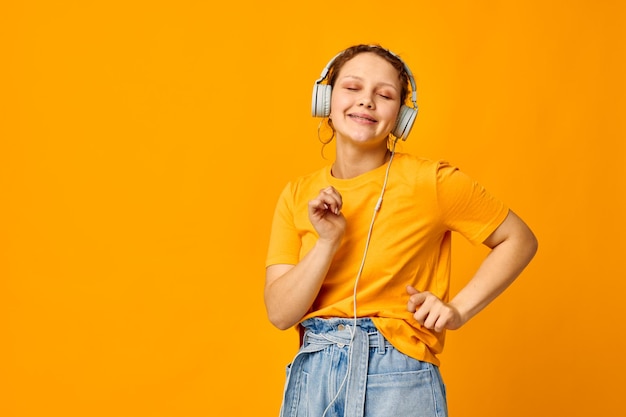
352, 115, 375, 122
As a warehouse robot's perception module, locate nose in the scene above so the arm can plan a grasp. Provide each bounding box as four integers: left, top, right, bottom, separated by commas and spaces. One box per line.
359, 92, 375, 109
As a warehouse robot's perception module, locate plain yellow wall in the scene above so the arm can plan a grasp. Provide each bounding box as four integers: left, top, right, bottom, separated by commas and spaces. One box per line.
1, 1, 625, 416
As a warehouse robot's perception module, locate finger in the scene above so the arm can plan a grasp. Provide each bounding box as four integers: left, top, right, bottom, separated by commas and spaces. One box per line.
406, 287, 430, 312
317, 188, 342, 214
321, 186, 343, 205
433, 316, 448, 333
412, 293, 439, 325
420, 302, 452, 332
422, 306, 440, 330
308, 198, 330, 216
413, 302, 432, 325
320, 186, 341, 198
318, 198, 341, 215
406, 290, 426, 313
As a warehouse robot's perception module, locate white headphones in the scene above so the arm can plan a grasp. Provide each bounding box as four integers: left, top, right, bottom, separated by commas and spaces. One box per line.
311, 47, 418, 141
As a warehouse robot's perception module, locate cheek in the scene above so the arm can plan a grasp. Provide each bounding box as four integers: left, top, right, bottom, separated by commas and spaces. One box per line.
328, 95, 347, 119
329, 93, 345, 110
390, 105, 400, 123
383, 105, 402, 125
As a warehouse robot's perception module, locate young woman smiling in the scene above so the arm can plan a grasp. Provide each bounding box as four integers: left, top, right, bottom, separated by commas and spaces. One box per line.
265, 44, 537, 417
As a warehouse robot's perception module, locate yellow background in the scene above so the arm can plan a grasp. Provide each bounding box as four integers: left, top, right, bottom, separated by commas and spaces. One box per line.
1, 1, 625, 416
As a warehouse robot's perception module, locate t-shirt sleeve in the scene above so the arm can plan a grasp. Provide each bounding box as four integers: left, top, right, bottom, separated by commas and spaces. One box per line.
265, 182, 302, 267
436, 161, 509, 244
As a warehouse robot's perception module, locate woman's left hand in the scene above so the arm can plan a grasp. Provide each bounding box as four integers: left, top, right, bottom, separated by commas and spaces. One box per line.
406, 285, 464, 332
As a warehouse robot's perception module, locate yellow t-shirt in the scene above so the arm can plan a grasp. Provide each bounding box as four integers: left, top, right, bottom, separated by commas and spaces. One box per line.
265, 153, 509, 366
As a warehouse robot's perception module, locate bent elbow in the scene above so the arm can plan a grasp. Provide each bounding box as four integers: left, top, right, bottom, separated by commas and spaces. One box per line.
531, 233, 539, 256
264, 301, 299, 330
525, 227, 539, 260
266, 310, 297, 331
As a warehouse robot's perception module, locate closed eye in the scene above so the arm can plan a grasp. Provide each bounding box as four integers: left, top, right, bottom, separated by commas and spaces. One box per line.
377, 90, 395, 100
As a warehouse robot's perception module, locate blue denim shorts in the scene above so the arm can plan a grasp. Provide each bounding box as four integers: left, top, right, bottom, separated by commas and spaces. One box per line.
280, 317, 448, 417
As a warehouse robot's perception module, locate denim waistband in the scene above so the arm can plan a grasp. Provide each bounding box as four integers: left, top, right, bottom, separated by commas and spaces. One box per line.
301, 317, 391, 351
301, 317, 379, 333
280, 317, 391, 417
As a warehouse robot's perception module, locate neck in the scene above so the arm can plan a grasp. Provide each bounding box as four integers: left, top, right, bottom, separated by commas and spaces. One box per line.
331, 146, 391, 179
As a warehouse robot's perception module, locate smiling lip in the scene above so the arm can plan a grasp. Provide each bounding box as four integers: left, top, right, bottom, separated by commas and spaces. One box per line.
348, 113, 377, 123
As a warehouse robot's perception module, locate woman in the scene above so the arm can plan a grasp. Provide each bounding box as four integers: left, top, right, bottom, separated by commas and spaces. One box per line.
265, 44, 537, 417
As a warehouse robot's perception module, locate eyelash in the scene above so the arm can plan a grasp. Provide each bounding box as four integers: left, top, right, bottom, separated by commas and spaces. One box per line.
344, 87, 392, 99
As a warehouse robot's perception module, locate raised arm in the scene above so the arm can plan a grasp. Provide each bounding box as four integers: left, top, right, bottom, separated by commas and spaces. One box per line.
264, 186, 346, 330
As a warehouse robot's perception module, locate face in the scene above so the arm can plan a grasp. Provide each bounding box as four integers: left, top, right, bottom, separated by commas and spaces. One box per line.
329, 52, 403, 147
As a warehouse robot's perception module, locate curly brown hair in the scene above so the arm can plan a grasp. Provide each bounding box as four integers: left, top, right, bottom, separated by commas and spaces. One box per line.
326, 44, 411, 105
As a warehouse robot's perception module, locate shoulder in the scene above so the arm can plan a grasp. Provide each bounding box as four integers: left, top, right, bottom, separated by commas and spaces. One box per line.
392, 153, 454, 183
393, 152, 451, 169
394, 153, 473, 182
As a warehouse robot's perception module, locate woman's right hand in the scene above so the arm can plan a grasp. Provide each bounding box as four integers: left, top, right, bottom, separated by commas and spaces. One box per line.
308, 186, 346, 245
265, 186, 346, 330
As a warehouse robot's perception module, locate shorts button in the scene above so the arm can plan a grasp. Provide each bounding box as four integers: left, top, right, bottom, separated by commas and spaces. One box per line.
337, 324, 345, 331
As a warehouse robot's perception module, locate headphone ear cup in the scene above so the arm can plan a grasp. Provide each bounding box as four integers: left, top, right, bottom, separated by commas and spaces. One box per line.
311, 84, 332, 117
392, 105, 418, 141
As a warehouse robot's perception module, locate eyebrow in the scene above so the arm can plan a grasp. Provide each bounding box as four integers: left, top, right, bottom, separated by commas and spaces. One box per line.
339, 75, 400, 92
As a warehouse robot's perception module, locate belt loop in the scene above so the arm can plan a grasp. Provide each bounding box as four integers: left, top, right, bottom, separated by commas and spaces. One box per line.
377, 330, 385, 355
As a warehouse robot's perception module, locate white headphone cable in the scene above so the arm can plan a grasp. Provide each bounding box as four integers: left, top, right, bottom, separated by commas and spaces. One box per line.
352, 139, 398, 324
321, 139, 398, 417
